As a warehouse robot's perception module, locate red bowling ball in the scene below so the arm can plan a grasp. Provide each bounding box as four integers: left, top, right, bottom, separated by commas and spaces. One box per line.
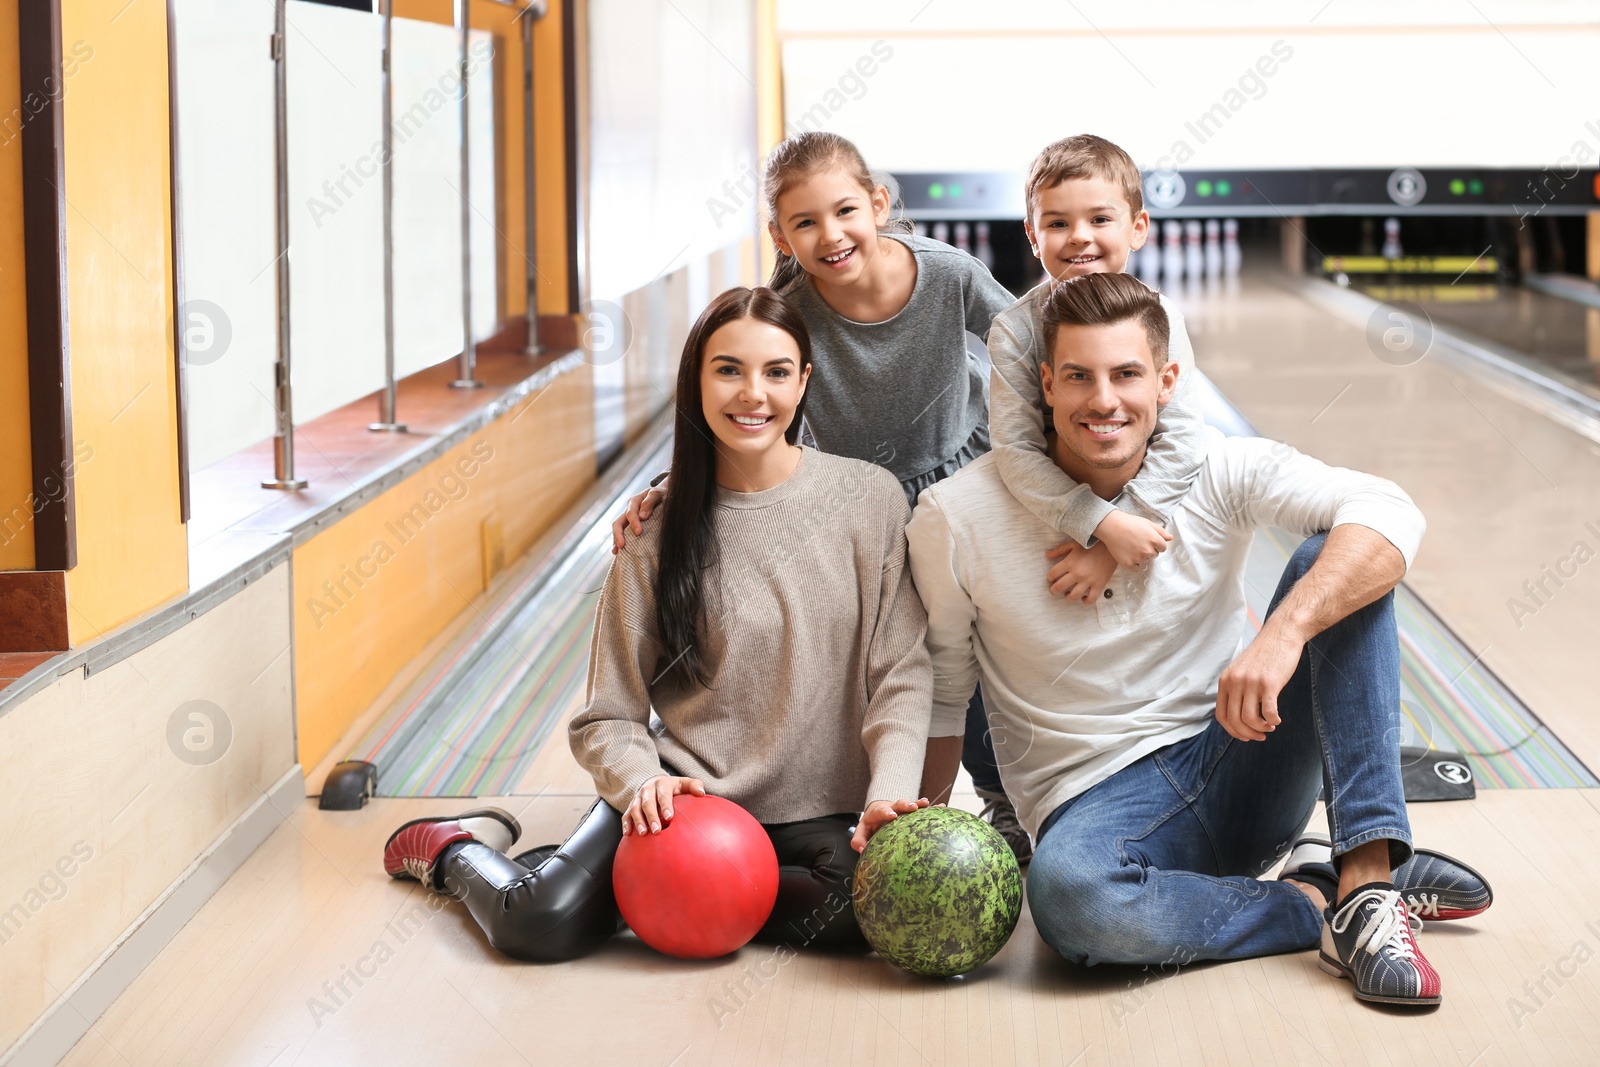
612, 794, 779, 959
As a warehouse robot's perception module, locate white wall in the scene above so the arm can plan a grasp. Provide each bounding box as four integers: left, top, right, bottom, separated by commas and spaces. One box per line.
777, 0, 1600, 174
286, 1, 385, 425
389, 20, 498, 379
173, 0, 278, 471
585, 0, 758, 304
175, 3, 499, 466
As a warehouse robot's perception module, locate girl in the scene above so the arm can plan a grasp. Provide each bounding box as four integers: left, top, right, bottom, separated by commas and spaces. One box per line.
613, 131, 1029, 861
382, 287, 936, 961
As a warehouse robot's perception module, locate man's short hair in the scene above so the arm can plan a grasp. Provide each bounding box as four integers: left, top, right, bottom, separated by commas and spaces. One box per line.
1040, 272, 1170, 369
1023, 134, 1144, 221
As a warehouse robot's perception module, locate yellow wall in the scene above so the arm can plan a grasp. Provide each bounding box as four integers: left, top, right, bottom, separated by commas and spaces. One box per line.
291, 364, 595, 769
58, 0, 187, 641
0, 0, 34, 569
397, 0, 572, 319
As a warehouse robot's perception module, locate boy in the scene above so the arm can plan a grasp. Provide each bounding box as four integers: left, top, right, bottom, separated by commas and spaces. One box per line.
988, 134, 1203, 600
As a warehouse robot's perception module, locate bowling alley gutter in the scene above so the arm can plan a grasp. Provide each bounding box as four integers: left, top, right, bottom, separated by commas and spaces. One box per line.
1294, 277, 1600, 448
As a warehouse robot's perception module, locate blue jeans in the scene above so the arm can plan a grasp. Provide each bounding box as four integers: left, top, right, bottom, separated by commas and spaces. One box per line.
962, 686, 1004, 794
1027, 534, 1412, 967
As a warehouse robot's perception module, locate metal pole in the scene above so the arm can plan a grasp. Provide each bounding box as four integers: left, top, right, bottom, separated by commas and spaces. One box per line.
450, 0, 482, 388
521, 2, 545, 354
371, 0, 406, 431
263, 0, 307, 489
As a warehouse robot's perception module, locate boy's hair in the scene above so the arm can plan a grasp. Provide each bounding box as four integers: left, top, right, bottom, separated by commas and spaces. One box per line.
1023, 134, 1143, 221
1040, 272, 1169, 368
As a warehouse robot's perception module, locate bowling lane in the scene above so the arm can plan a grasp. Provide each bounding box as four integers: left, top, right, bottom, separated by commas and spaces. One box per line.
1349, 278, 1600, 401
1179, 268, 1600, 776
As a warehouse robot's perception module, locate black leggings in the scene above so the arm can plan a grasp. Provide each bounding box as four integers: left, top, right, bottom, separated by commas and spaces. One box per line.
439, 799, 867, 962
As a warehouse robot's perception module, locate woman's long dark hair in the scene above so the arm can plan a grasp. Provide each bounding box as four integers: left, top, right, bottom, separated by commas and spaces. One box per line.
654, 286, 813, 689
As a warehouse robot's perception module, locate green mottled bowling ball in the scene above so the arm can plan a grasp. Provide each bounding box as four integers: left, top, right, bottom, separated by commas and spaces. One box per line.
852, 806, 1023, 977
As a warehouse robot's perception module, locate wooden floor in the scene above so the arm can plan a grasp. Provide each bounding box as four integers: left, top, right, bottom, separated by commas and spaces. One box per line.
57, 277, 1600, 1065
57, 788, 1600, 1066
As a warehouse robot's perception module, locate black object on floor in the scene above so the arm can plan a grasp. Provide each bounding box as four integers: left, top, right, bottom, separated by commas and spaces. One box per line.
319, 760, 378, 810
1400, 748, 1476, 802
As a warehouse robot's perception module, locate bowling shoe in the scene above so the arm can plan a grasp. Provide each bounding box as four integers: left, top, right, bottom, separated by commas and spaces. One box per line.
1282, 834, 1493, 921
1320, 886, 1442, 1006
975, 787, 1033, 864
384, 807, 521, 889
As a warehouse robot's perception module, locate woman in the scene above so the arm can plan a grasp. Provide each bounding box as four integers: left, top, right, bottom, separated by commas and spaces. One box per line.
382, 287, 938, 961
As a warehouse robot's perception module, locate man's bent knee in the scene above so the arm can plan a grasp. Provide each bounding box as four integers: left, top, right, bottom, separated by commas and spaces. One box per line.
1029, 857, 1139, 965
1286, 532, 1327, 579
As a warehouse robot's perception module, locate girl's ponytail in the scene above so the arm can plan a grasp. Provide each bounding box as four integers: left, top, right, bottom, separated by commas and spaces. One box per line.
767, 248, 804, 291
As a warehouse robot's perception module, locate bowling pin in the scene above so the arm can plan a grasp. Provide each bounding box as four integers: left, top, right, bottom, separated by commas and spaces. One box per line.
1204, 219, 1222, 279
1162, 221, 1184, 287
932, 221, 950, 245
1382, 217, 1402, 260
1222, 219, 1241, 276
954, 222, 971, 255
913, 222, 928, 238
1137, 237, 1161, 287
974, 222, 995, 270
1183, 220, 1204, 281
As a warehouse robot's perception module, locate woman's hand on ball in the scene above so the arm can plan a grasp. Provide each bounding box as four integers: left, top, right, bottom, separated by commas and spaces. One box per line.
851, 798, 930, 853
623, 775, 706, 836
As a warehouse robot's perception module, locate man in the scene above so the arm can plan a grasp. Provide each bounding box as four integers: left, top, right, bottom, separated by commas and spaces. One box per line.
908, 272, 1490, 1007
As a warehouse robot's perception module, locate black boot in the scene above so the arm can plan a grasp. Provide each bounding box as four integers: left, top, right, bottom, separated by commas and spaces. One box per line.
440, 799, 624, 962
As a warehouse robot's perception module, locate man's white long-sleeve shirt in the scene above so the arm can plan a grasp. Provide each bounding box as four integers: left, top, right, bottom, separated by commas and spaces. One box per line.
906, 428, 1425, 837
